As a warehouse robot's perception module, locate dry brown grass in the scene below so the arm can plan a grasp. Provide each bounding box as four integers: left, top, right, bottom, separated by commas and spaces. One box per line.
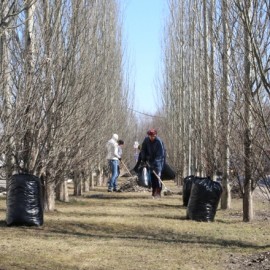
0, 179, 269, 270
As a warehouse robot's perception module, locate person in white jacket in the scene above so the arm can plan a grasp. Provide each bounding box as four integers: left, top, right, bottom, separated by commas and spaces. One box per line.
106, 134, 121, 192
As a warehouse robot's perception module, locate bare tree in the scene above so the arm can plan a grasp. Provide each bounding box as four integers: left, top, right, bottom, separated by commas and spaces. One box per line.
220, 0, 231, 209
160, 1, 270, 220
0, 0, 134, 211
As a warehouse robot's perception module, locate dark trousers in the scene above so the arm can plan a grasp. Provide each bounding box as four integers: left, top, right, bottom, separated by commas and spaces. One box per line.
151, 172, 162, 197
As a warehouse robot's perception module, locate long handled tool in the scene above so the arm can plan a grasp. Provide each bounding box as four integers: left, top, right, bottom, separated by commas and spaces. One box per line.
120, 160, 133, 177
146, 162, 170, 192
152, 170, 169, 192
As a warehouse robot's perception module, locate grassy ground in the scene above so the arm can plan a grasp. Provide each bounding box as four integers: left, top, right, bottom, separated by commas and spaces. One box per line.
0, 179, 269, 270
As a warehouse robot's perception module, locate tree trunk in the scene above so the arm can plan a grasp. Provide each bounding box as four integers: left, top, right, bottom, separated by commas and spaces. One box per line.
242, 0, 253, 221
1, 3, 15, 184
220, 0, 231, 209
56, 180, 69, 202
22, 0, 36, 173
97, 163, 104, 186
83, 173, 90, 192
90, 170, 96, 188
203, 0, 210, 177
42, 175, 56, 212
73, 171, 82, 196
209, 0, 217, 179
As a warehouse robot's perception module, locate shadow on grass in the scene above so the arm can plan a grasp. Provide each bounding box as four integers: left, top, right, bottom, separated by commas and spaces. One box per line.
83, 190, 180, 198
83, 193, 150, 200
48, 210, 184, 222
215, 219, 242, 224
41, 219, 270, 250
83, 193, 182, 208
155, 202, 185, 209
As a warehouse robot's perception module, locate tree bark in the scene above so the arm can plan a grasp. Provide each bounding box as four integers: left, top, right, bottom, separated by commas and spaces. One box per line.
242, 0, 253, 221
42, 174, 56, 211
220, 0, 231, 209
73, 171, 82, 196
56, 179, 69, 202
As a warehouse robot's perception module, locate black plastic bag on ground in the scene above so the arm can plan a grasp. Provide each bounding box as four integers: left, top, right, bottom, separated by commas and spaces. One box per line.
161, 163, 176, 180
186, 178, 222, 222
137, 167, 151, 188
6, 174, 44, 226
182, 175, 202, 206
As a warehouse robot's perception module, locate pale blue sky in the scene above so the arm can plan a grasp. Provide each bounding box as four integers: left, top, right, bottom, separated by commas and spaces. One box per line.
122, 0, 167, 115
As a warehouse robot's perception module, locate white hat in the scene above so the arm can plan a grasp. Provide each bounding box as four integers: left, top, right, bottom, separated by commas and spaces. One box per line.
112, 134, 119, 141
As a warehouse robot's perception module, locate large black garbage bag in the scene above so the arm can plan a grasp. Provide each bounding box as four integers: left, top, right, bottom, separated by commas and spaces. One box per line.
182, 175, 202, 206
161, 163, 176, 180
137, 167, 151, 188
6, 174, 44, 226
187, 178, 222, 222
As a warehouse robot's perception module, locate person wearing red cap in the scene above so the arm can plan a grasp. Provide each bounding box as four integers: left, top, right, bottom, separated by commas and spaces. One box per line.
140, 129, 165, 198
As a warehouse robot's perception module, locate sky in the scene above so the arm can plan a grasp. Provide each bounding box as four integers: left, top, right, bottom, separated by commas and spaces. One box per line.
122, 0, 167, 116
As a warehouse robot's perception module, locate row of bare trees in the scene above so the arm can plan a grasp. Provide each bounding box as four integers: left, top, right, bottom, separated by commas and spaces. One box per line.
160, 0, 270, 221
0, 0, 139, 211
1, 0, 269, 222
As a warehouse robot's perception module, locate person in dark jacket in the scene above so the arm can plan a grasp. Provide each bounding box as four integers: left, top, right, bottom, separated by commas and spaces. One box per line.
133, 145, 142, 173
140, 129, 165, 198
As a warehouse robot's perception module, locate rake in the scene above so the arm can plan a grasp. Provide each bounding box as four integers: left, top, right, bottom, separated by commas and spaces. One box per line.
146, 162, 171, 193
152, 170, 170, 193
120, 160, 133, 177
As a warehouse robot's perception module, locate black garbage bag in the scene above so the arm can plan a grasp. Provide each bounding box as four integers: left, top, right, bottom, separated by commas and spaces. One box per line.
186, 178, 222, 222
6, 174, 44, 226
137, 167, 151, 188
182, 175, 202, 206
161, 163, 176, 180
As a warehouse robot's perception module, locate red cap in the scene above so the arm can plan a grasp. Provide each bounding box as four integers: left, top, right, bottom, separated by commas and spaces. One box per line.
147, 129, 157, 136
